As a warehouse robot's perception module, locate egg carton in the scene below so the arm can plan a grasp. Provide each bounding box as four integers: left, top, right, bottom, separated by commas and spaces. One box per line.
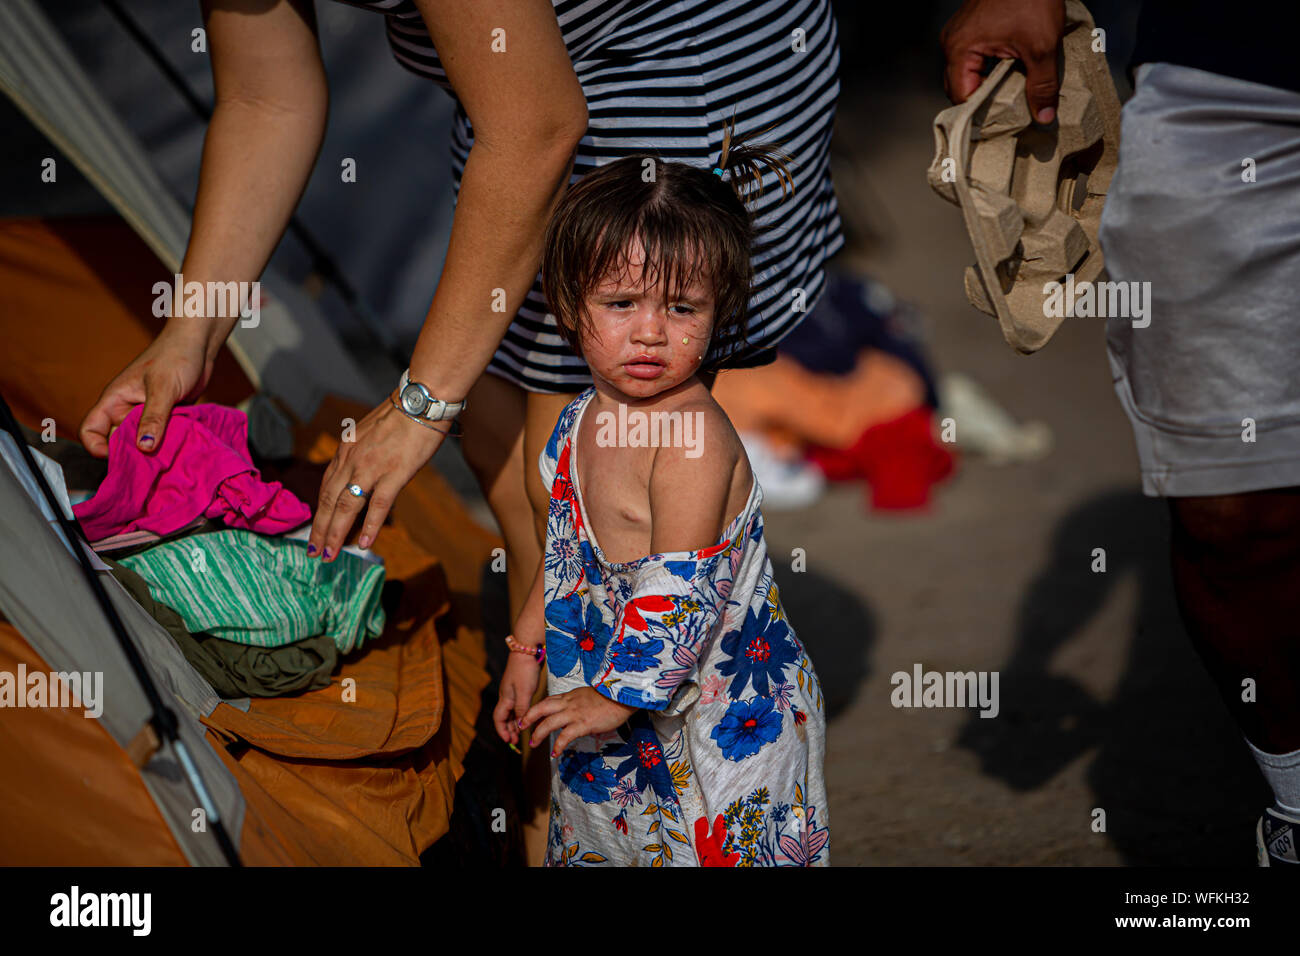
927, 0, 1122, 354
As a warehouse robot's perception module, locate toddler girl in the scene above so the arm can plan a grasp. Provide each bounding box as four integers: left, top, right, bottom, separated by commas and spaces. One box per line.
492, 127, 828, 867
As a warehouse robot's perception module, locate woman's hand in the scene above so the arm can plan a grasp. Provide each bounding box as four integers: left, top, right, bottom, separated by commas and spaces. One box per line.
308, 397, 447, 558
79, 323, 215, 458
493, 652, 545, 747
520, 687, 639, 757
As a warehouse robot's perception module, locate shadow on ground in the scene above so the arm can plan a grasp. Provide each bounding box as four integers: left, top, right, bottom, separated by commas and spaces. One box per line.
777, 565, 875, 722
955, 489, 1269, 865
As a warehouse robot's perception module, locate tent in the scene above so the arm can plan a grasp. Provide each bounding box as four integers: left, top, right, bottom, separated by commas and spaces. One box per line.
0, 0, 503, 865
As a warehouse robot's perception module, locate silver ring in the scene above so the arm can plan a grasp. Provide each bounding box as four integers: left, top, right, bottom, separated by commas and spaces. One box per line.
346, 483, 370, 499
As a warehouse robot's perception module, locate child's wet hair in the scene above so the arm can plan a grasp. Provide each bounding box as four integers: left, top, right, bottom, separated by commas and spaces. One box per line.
541, 117, 796, 366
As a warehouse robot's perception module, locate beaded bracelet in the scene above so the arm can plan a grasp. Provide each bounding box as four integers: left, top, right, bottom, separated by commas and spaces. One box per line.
505, 633, 545, 665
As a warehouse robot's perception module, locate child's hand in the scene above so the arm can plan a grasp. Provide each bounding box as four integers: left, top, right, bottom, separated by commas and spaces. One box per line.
521, 687, 639, 756
493, 652, 544, 748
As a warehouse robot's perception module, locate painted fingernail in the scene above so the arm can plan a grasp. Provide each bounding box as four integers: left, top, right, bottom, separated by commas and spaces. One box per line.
1036, 107, 1056, 124
550, 749, 558, 758
516, 719, 522, 728
323, 548, 332, 560
139, 435, 155, 449
307, 545, 317, 556
508, 742, 520, 754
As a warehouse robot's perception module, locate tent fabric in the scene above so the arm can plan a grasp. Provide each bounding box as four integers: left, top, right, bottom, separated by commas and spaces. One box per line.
0, 0, 192, 274
0, 451, 247, 866
0, 0, 495, 860
198, 396, 494, 863
0, 397, 496, 866
0, 622, 191, 865
0, 217, 254, 435
0, 226, 497, 863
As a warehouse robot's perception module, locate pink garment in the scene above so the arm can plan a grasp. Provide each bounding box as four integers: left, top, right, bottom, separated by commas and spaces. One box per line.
87, 517, 205, 554
73, 404, 311, 542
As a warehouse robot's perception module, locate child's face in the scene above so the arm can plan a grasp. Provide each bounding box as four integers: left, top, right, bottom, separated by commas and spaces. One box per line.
578, 238, 714, 399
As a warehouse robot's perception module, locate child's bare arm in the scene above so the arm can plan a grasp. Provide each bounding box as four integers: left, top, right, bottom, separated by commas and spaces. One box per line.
648, 414, 740, 554
519, 437, 742, 751
512, 557, 547, 646
493, 557, 547, 746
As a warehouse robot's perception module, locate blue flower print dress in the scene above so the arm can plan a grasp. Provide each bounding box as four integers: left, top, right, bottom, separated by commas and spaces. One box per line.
536, 386, 829, 867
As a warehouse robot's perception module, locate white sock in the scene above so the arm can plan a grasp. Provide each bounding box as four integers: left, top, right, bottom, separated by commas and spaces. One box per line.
1246, 739, 1300, 817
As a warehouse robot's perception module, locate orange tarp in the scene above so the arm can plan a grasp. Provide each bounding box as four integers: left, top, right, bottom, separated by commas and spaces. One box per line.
712, 351, 925, 453
0, 217, 253, 435
0, 622, 189, 865
199, 396, 495, 865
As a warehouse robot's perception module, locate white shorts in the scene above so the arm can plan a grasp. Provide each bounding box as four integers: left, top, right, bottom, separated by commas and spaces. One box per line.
1100, 63, 1300, 497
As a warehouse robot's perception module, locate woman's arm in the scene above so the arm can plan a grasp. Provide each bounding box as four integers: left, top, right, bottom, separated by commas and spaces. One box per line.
403, 0, 588, 400
79, 0, 327, 455
186, 0, 329, 356
305, 0, 587, 559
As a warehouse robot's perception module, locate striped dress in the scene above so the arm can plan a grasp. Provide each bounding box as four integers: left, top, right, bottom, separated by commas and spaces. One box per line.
333, 0, 845, 393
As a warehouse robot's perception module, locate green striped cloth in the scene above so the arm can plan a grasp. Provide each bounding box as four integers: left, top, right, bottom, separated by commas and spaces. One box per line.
120, 528, 386, 654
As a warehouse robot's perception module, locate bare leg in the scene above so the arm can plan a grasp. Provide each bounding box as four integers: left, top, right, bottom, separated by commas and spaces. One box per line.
1169, 488, 1300, 754
459, 372, 536, 623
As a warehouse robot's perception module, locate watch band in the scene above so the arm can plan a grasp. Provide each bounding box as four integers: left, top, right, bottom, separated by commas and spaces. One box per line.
397, 369, 467, 421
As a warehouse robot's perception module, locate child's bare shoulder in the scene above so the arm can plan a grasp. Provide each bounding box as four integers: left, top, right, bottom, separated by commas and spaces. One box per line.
646, 396, 749, 553
651, 394, 743, 474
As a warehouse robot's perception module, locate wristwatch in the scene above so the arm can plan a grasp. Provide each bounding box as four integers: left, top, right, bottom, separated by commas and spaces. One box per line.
396, 369, 467, 422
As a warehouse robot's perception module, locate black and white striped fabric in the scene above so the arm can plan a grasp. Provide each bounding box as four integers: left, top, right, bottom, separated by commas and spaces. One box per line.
334, 0, 845, 393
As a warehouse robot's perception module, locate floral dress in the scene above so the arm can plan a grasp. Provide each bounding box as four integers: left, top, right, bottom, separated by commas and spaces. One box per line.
536, 387, 829, 866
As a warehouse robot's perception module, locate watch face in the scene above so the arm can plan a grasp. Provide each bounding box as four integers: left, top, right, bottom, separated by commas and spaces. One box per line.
401, 383, 429, 416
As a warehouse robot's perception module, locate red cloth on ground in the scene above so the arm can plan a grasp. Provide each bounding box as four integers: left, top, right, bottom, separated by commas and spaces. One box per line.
808, 406, 955, 511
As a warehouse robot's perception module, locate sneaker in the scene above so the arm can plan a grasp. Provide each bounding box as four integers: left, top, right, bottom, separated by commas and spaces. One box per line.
937, 373, 1052, 466
1257, 807, 1300, 866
